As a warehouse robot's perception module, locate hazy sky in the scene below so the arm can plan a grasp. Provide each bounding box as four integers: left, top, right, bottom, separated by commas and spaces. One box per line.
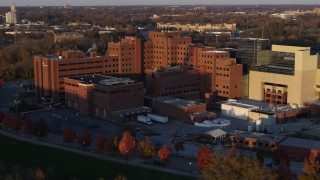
1, 0, 320, 6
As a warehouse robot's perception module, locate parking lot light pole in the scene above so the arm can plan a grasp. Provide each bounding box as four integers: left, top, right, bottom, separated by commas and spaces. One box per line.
126, 150, 129, 165
189, 162, 192, 177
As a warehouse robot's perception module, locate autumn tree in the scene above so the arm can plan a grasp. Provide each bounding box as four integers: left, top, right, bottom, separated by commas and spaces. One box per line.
95, 133, 106, 153
23, 116, 33, 135
77, 129, 91, 150
62, 123, 76, 144
197, 145, 215, 170
275, 159, 292, 180
2, 112, 12, 129
0, 79, 4, 89
158, 145, 170, 164
202, 149, 275, 180
118, 131, 136, 158
298, 154, 320, 180
33, 118, 49, 137
170, 140, 184, 155
105, 134, 119, 153
139, 137, 155, 159
11, 115, 23, 133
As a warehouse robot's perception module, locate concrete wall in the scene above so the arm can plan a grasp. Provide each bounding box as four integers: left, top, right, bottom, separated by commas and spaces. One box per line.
248, 111, 276, 126
221, 104, 257, 120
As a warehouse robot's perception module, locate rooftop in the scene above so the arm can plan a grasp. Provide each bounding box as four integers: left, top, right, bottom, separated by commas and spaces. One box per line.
67, 75, 136, 86
279, 137, 320, 150
203, 50, 228, 54
162, 98, 203, 107
252, 60, 295, 76
223, 101, 259, 109
233, 131, 286, 142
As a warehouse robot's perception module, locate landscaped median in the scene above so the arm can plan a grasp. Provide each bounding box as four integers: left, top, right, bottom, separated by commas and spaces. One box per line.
0, 129, 196, 179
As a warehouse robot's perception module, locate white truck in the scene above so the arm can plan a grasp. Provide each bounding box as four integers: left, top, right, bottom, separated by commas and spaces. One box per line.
137, 115, 153, 125
147, 113, 168, 124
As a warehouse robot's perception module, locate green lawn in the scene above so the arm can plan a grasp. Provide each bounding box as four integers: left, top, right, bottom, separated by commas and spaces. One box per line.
0, 134, 187, 180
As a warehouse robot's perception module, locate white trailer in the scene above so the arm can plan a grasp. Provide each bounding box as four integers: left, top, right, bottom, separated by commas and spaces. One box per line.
147, 113, 168, 124
137, 115, 153, 125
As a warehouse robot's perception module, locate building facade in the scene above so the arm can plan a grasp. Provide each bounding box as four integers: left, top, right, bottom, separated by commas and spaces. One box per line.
146, 66, 206, 99
34, 42, 141, 104
249, 45, 320, 106
64, 75, 146, 122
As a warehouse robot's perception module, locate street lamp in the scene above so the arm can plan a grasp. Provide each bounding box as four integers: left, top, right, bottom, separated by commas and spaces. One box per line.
189, 162, 192, 177
126, 150, 129, 165
83, 141, 86, 152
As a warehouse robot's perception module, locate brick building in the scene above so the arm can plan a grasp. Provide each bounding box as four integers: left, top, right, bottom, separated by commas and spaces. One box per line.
153, 98, 216, 123
34, 31, 243, 106
34, 37, 142, 104
146, 66, 206, 99
64, 75, 148, 122
277, 137, 320, 160
230, 131, 285, 151
144, 31, 243, 100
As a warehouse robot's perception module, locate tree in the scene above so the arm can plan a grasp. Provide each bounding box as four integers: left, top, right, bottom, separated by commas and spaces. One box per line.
24, 116, 33, 135
34, 168, 46, 180
139, 137, 155, 159
0, 111, 5, 126
2, 112, 12, 129
197, 145, 215, 170
118, 131, 136, 158
298, 154, 320, 180
0, 79, 4, 89
94, 133, 106, 153
77, 129, 91, 150
275, 159, 292, 180
158, 145, 170, 164
202, 149, 275, 180
105, 134, 119, 153
33, 118, 49, 137
170, 140, 184, 155
62, 123, 76, 143
11, 115, 23, 133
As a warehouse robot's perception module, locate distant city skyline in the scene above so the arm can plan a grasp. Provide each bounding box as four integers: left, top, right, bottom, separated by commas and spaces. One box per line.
0, 0, 320, 6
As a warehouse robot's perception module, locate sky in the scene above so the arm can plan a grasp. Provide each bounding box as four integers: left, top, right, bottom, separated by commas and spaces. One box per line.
1, 0, 320, 6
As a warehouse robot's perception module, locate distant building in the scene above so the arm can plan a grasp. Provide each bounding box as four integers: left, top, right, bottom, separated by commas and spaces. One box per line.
157, 22, 237, 32
236, 38, 271, 73
53, 32, 84, 43
64, 4, 70, 9
249, 45, 320, 106
64, 75, 148, 122
5, 3, 17, 25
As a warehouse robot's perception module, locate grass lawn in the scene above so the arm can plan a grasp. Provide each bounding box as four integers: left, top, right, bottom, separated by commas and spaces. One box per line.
0, 134, 187, 180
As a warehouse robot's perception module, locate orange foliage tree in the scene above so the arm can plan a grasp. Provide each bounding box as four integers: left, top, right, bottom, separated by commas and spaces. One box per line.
197, 145, 215, 170
33, 118, 49, 137
158, 145, 170, 164
62, 123, 76, 143
94, 133, 106, 153
118, 131, 136, 157
24, 116, 33, 135
298, 154, 320, 180
139, 137, 155, 159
